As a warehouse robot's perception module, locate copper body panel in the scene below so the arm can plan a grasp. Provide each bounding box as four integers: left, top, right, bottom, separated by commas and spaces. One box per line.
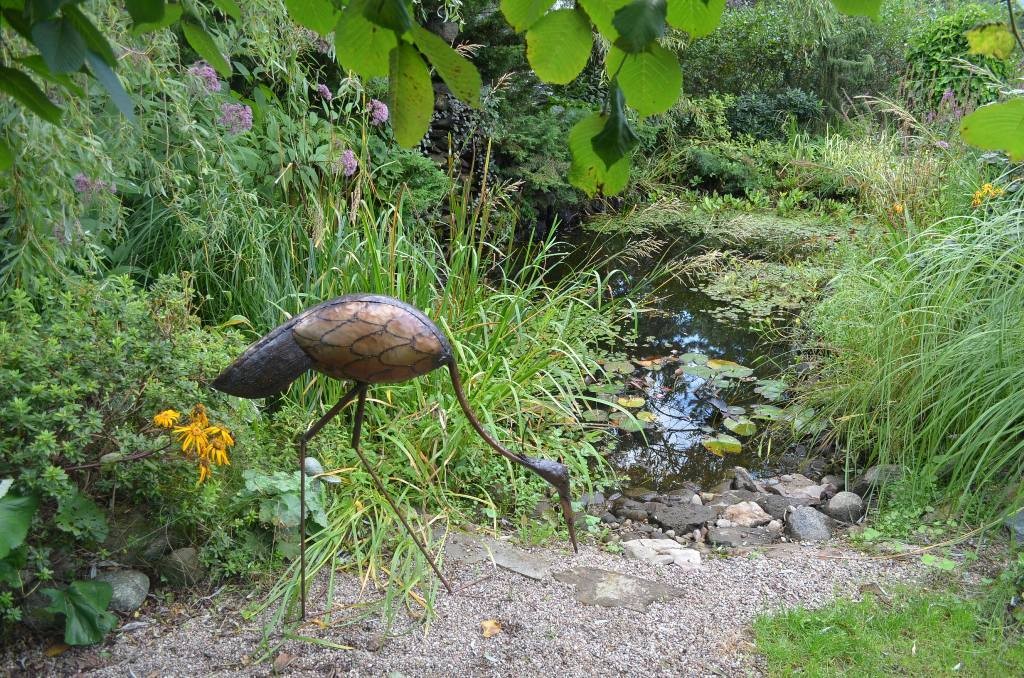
292, 295, 451, 384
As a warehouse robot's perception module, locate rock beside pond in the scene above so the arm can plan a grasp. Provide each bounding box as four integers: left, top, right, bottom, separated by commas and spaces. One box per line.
158, 547, 204, 587
850, 465, 903, 497
732, 466, 767, 493
825, 492, 865, 523
94, 569, 150, 612
722, 501, 773, 528
707, 526, 774, 548
649, 505, 720, 534
785, 506, 833, 542
821, 474, 845, 490
1004, 508, 1024, 543
756, 494, 815, 520
622, 539, 701, 570
764, 474, 827, 501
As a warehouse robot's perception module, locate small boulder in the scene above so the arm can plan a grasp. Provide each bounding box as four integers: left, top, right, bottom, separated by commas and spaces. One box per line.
600, 511, 618, 525
722, 501, 773, 528
850, 465, 903, 497
732, 467, 767, 493
766, 519, 783, 533
785, 506, 833, 542
1004, 508, 1024, 544
821, 474, 845, 490
756, 494, 815, 520
158, 547, 204, 587
706, 489, 760, 508
649, 504, 720, 533
620, 508, 649, 523
825, 492, 865, 523
689, 494, 703, 506
94, 569, 150, 613
764, 474, 827, 500
622, 538, 702, 570
707, 526, 773, 547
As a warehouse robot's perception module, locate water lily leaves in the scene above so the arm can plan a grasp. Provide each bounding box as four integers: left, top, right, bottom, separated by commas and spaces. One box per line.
587, 382, 623, 395
603, 360, 634, 374
752, 404, 786, 421
723, 416, 757, 436
609, 413, 645, 432
702, 433, 742, 456
617, 396, 646, 408
754, 379, 787, 400
683, 364, 713, 378
581, 409, 609, 423
678, 352, 708, 365
706, 358, 753, 378
636, 411, 657, 423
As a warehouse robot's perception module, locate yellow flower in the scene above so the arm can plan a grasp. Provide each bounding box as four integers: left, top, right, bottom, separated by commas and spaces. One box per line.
205, 425, 235, 448
190, 404, 209, 428
892, 202, 904, 215
153, 409, 181, 428
196, 462, 211, 484
209, 436, 231, 466
173, 421, 208, 457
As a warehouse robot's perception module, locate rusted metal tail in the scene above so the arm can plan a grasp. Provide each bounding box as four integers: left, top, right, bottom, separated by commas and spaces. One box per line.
211, 320, 313, 399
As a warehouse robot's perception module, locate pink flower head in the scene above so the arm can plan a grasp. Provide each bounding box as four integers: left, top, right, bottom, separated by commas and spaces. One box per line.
188, 61, 221, 93
316, 84, 333, 101
934, 140, 950, 150
219, 103, 253, 134
340, 149, 358, 177
73, 173, 116, 199
369, 99, 389, 126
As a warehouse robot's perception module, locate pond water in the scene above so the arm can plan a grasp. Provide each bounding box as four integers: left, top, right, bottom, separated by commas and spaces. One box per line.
556, 232, 793, 492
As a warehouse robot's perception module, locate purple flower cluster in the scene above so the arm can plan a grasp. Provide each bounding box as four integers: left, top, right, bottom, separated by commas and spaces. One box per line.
188, 61, 221, 93
925, 88, 966, 124
299, 28, 331, 55
316, 84, 333, 102
368, 98, 389, 126
219, 103, 253, 134
339, 149, 358, 177
73, 173, 116, 197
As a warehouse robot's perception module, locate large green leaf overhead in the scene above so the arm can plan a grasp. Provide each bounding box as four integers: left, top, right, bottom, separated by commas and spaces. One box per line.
31, 17, 86, 74
612, 0, 667, 53
569, 112, 630, 196
412, 25, 482, 108
336, 0, 397, 79
389, 43, 434, 147
960, 99, 1024, 162
578, 0, 632, 40
0, 67, 63, 123
286, 0, 340, 35
526, 9, 593, 85
607, 43, 681, 117
592, 86, 639, 167
181, 18, 231, 77
829, 0, 882, 17
500, 0, 555, 32
666, 0, 725, 38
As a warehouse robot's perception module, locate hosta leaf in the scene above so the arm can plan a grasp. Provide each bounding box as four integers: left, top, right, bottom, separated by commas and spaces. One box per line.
592, 85, 639, 168
665, 0, 724, 38
578, 0, 631, 40
336, 0, 397, 79
568, 111, 631, 196
182, 18, 231, 77
612, 0, 666, 53
286, 0, 339, 35
960, 99, 1024, 162
829, 0, 882, 17
389, 42, 434, 147
31, 18, 85, 74
43, 581, 117, 646
0, 66, 63, 123
0, 493, 37, 558
702, 433, 742, 456
616, 396, 646, 408
500, 0, 555, 32
606, 43, 680, 117
723, 416, 756, 436
526, 8, 593, 85
412, 24, 481, 107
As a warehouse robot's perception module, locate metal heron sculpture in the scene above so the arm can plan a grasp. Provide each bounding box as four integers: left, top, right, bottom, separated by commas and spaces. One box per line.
210, 294, 578, 619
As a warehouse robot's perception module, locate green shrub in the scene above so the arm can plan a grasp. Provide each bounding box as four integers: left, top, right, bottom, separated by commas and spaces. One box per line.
680, 146, 763, 196
727, 88, 824, 140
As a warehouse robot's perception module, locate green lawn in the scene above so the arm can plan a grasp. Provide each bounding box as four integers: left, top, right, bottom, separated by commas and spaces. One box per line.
754, 587, 1024, 676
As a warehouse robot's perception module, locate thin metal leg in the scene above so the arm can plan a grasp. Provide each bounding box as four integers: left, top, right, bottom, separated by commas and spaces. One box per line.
297, 383, 362, 621
350, 383, 454, 594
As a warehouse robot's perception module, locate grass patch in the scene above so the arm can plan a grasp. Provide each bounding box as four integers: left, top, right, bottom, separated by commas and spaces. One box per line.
754, 587, 1024, 676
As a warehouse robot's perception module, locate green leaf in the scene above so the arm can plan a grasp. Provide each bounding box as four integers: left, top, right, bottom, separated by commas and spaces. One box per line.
683, 364, 713, 378
211, 0, 242, 21
0, 139, 11, 171
31, 18, 86, 74
411, 24, 481, 108
921, 553, 957, 571
286, 0, 338, 35
578, 0, 631, 40
18, 54, 85, 96
335, 0, 397, 79
362, 0, 412, 34
702, 433, 742, 455
85, 51, 137, 127
63, 5, 117, 67
500, 0, 555, 32
43, 580, 117, 646
126, 0, 164, 24
131, 2, 181, 34
0, 493, 37, 558
965, 23, 1018, 60
526, 8, 593, 85
752, 404, 786, 421
723, 416, 757, 436
389, 42, 434, 147
568, 111, 630, 196
592, 85, 639, 167
182, 18, 231, 78
960, 99, 1024, 162
606, 43, 680, 117
612, 0, 666, 53
0, 66, 63, 123
616, 396, 646, 408
55, 487, 109, 542
665, 0, 724, 38
829, 0, 881, 17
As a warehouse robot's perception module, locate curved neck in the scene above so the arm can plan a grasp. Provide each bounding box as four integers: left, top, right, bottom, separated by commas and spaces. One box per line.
447, 361, 525, 465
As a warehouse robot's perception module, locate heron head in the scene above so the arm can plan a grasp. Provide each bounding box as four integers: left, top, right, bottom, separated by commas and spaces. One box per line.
522, 457, 578, 553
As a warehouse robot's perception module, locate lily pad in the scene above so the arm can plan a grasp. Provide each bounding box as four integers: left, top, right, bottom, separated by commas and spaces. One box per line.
683, 364, 714, 379
752, 404, 786, 421
723, 416, 757, 436
707, 358, 754, 378
754, 379, 787, 400
581, 409, 609, 423
702, 433, 742, 456
636, 411, 657, 423
678, 352, 708, 364
587, 383, 622, 395
633, 358, 665, 371
616, 396, 646, 408
602, 360, 635, 374
609, 413, 645, 432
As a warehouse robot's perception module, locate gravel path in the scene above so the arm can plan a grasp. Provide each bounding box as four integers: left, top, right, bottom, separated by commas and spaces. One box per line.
3, 539, 922, 677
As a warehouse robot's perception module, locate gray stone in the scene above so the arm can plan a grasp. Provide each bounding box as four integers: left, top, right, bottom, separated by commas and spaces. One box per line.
553, 567, 681, 611
158, 547, 205, 587
764, 474, 827, 500
722, 501, 773, 528
600, 511, 618, 524
1004, 508, 1024, 543
821, 474, 845, 490
642, 501, 668, 516
756, 494, 815, 520
825, 492, 865, 523
689, 494, 703, 506
622, 539, 701, 569
707, 526, 773, 548
785, 506, 833, 542
613, 496, 644, 511
94, 569, 150, 613
850, 465, 903, 497
21, 590, 62, 632
445, 532, 553, 580
707, 489, 760, 507
766, 519, 783, 533
649, 504, 720, 533
798, 457, 828, 481
619, 508, 648, 523
732, 467, 767, 493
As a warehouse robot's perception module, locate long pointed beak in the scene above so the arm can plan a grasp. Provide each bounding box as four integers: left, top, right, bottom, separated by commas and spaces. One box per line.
559, 495, 578, 553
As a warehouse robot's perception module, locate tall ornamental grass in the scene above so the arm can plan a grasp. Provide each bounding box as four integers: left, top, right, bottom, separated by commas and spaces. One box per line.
805, 205, 1024, 518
